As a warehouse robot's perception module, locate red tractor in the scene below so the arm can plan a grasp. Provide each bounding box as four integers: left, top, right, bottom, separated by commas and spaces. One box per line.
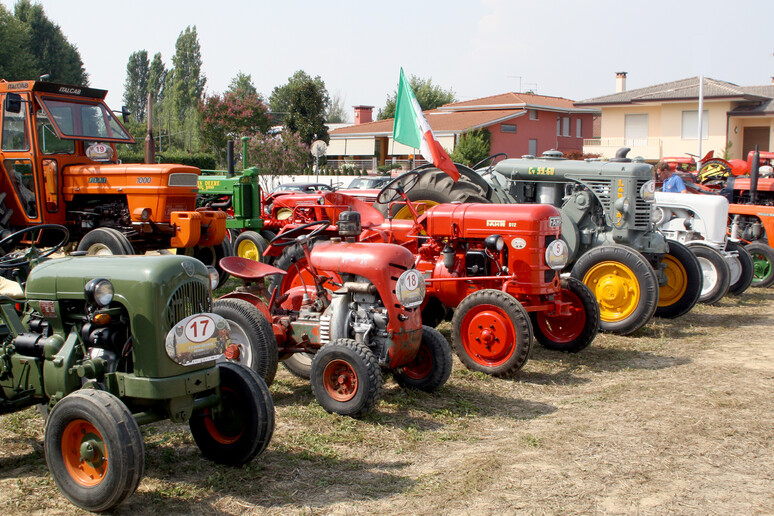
213, 211, 452, 417
262, 172, 600, 379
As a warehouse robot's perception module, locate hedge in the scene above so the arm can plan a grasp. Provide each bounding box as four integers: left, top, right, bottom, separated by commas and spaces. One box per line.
117, 150, 218, 170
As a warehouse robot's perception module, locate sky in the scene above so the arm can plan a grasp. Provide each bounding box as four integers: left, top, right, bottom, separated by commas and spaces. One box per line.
2, 0, 773, 118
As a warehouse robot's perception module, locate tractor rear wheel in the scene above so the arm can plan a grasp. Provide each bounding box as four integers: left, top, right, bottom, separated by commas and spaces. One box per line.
571, 245, 659, 335
189, 362, 275, 465
726, 241, 754, 295
374, 168, 489, 219
214, 298, 279, 385
44, 390, 144, 512
310, 339, 383, 418
451, 289, 533, 378
393, 325, 453, 392
270, 239, 342, 294
178, 239, 232, 288
234, 231, 268, 262
77, 227, 135, 255
531, 276, 599, 352
746, 241, 774, 288
687, 243, 730, 304
655, 240, 702, 319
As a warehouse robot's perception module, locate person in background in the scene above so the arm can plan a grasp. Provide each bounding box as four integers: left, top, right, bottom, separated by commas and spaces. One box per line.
655, 161, 687, 193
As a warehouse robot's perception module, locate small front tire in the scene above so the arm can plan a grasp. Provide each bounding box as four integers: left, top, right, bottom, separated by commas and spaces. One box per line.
687, 243, 730, 304
393, 326, 453, 392
531, 277, 599, 353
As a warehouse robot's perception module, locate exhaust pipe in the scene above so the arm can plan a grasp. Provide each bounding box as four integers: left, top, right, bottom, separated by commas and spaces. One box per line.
227, 140, 235, 177
750, 145, 760, 205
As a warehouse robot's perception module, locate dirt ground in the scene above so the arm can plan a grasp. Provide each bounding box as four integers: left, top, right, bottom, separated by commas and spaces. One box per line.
2, 290, 773, 515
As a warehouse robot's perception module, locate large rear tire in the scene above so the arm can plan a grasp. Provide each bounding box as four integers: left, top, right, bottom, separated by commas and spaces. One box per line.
179, 239, 232, 288
746, 241, 774, 288
189, 362, 275, 465
571, 245, 659, 335
270, 239, 342, 294
655, 240, 702, 319
531, 276, 599, 352
44, 390, 144, 512
725, 240, 754, 295
214, 298, 279, 385
374, 168, 489, 219
451, 289, 533, 378
687, 243, 730, 304
234, 231, 268, 263
393, 325, 453, 392
77, 227, 135, 255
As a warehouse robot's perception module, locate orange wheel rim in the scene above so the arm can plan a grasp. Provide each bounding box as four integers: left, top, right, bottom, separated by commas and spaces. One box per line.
61, 419, 108, 487
204, 386, 244, 445
322, 359, 358, 402
401, 343, 433, 380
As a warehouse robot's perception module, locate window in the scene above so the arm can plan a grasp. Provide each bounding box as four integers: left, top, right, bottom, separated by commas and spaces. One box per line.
4, 159, 37, 218
624, 114, 648, 143
556, 118, 561, 136
576, 119, 582, 138
501, 124, 516, 133
529, 109, 538, 120
681, 110, 709, 140
528, 139, 537, 156
2, 97, 30, 151
562, 117, 570, 137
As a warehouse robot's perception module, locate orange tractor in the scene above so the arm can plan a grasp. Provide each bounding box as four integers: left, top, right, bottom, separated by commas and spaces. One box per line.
0, 79, 227, 266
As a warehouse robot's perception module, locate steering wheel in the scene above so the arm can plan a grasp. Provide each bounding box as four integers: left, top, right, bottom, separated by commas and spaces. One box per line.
472, 153, 508, 172
269, 220, 331, 247
0, 224, 70, 269
376, 171, 421, 205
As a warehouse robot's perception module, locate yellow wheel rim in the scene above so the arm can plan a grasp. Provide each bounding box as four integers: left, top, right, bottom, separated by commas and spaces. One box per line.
583, 261, 641, 323
392, 200, 439, 220
658, 254, 687, 307
237, 240, 260, 261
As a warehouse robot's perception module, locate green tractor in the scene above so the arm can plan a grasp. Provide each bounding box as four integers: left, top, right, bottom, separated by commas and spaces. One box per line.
0, 225, 274, 512
382, 149, 702, 335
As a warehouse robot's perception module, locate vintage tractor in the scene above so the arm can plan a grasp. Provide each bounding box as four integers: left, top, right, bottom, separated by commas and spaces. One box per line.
0, 79, 229, 273
215, 211, 452, 417
261, 173, 600, 380
653, 192, 753, 303
381, 150, 702, 335
0, 225, 274, 512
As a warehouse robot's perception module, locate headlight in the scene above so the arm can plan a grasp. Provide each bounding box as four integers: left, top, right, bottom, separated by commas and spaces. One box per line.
640, 180, 656, 203
614, 196, 631, 215
545, 239, 569, 270
206, 266, 219, 290
85, 278, 114, 307
395, 269, 425, 308
485, 234, 504, 252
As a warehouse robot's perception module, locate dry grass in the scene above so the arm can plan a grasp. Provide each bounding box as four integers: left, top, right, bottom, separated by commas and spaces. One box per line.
2, 291, 774, 515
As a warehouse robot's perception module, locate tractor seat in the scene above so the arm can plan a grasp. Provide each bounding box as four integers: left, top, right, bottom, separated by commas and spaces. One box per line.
219, 256, 287, 281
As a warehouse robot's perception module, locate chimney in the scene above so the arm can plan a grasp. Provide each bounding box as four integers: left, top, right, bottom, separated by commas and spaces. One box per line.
616, 71, 627, 93
353, 105, 373, 125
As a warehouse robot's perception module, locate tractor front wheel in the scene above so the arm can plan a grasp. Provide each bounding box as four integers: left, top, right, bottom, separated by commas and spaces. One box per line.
451, 289, 533, 378
746, 242, 774, 288
726, 241, 754, 295
214, 298, 279, 385
655, 239, 702, 319
234, 231, 268, 262
531, 276, 600, 353
44, 390, 144, 512
571, 245, 659, 335
310, 339, 383, 418
393, 326, 453, 392
189, 362, 275, 466
687, 243, 730, 304
178, 239, 232, 288
77, 227, 135, 255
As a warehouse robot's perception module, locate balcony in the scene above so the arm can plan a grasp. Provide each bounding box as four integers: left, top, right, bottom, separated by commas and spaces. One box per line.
583, 138, 663, 160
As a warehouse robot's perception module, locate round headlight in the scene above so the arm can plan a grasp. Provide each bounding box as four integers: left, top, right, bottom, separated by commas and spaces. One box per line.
485, 234, 505, 252
545, 239, 569, 271
640, 180, 656, 203
206, 266, 219, 290
85, 278, 114, 307
614, 196, 631, 215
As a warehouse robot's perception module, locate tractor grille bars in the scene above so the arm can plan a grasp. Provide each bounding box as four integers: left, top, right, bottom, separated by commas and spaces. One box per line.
165, 280, 212, 330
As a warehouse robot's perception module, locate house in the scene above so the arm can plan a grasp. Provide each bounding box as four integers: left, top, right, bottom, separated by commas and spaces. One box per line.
326, 93, 599, 170
577, 73, 774, 160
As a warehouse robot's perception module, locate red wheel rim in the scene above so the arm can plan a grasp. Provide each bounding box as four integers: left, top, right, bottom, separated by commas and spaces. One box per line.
401, 343, 433, 380
459, 303, 516, 367
536, 289, 586, 343
284, 257, 342, 291
204, 386, 244, 445
322, 359, 358, 402
61, 419, 108, 487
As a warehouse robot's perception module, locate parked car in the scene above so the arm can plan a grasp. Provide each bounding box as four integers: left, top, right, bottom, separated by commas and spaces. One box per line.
269, 183, 335, 194
346, 176, 392, 190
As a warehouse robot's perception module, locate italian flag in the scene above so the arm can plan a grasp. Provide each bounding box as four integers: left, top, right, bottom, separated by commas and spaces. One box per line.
393, 68, 459, 181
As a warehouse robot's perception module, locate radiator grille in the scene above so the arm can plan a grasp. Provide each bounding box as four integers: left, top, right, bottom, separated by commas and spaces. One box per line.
633, 179, 652, 229
165, 280, 212, 330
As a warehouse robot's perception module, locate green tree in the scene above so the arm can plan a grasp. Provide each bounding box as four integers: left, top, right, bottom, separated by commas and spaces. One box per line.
148, 52, 166, 105
273, 71, 329, 145
269, 70, 326, 122
227, 72, 258, 101
122, 50, 149, 122
378, 75, 456, 120
449, 129, 491, 166
244, 131, 310, 189
200, 91, 271, 162
0, 4, 36, 79
14, 0, 88, 85
326, 91, 349, 123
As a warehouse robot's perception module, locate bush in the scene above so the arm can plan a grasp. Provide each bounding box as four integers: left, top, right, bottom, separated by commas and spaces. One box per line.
116, 149, 218, 170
